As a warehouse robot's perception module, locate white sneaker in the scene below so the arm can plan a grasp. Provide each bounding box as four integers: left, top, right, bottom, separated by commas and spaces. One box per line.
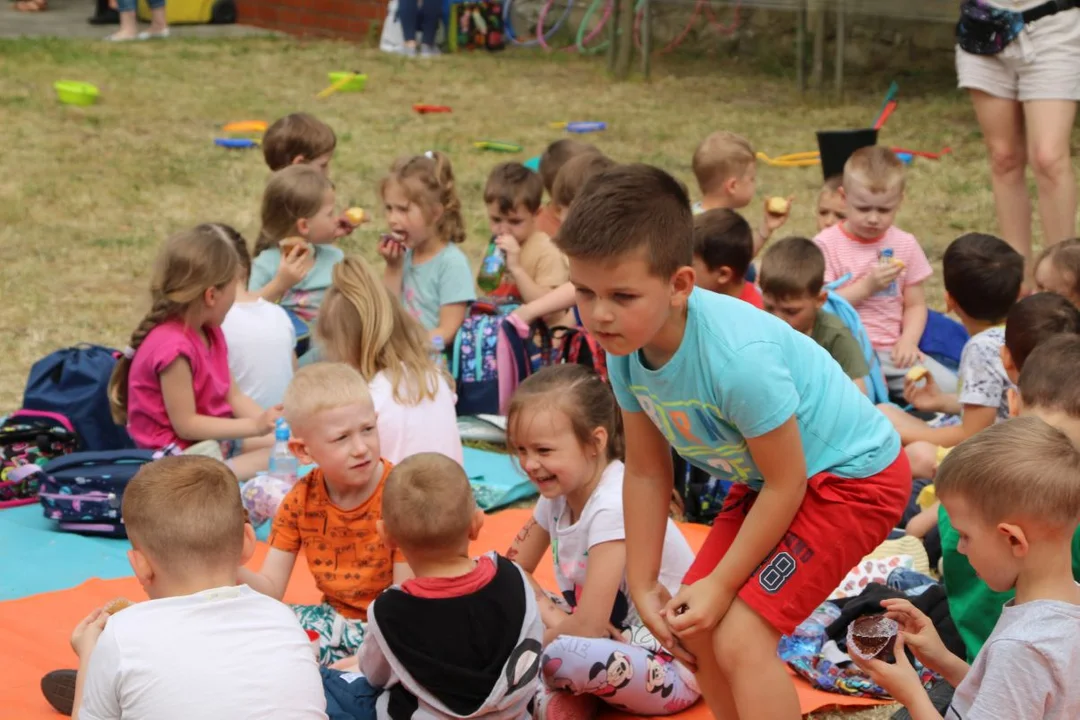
419, 44, 442, 58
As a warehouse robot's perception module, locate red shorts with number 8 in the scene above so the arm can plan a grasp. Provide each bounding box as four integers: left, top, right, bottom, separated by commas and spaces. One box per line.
682, 451, 910, 635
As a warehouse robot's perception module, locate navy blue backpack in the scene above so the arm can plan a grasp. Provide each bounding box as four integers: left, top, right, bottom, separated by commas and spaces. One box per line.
39, 449, 156, 537
22, 344, 135, 452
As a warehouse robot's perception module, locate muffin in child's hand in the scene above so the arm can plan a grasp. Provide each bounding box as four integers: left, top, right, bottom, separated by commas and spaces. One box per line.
766, 197, 791, 216
905, 366, 929, 383
102, 598, 134, 615
344, 207, 366, 225
279, 237, 310, 256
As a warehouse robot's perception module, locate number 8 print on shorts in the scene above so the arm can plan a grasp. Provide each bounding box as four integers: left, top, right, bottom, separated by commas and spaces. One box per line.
758, 552, 797, 594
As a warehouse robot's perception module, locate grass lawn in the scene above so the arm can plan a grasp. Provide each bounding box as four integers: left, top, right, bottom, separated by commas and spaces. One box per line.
1, 35, 1075, 717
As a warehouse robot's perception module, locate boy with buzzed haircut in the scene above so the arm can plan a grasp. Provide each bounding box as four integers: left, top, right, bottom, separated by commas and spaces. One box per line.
814, 145, 956, 394
325, 453, 543, 720
263, 113, 338, 175
485, 162, 569, 315
692, 130, 792, 260
1000, 291, 1080, 381
855, 417, 1080, 719
536, 139, 598, 237
240, 362, 410, 665
42, 456, 327, 719
554, 162, 906, 720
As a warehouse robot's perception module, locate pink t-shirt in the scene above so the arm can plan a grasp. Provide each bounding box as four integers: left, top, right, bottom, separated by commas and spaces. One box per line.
127, 321, 234, 450
813, 224, 932, 350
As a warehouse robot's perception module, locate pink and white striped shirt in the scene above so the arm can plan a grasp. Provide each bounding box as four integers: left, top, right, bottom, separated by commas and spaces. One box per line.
813, 224, 933, 350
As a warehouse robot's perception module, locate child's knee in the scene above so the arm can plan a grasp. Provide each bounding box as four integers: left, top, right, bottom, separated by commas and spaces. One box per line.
712, 600, 779, 675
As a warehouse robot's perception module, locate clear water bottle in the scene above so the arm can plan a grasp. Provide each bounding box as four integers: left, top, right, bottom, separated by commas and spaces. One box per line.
268, 418, 297, 485
431, 335, 449, 373
777, 602, 841, 661
476, 237, 506, 294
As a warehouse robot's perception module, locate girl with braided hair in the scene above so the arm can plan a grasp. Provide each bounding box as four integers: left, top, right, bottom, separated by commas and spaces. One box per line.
108, 225, 282, 480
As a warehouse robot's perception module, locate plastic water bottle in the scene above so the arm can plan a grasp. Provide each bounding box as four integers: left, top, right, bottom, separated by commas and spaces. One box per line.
431, 335, 449, 373
476, 237, 506, 294
268, 418, 297, 485
778, 602, 842, 661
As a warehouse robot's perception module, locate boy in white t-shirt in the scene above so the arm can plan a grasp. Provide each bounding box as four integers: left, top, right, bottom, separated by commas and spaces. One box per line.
854, 418, 1080, 719
813, 146, 956, 394
42, 455, 327, 719
214, 223, 297, 409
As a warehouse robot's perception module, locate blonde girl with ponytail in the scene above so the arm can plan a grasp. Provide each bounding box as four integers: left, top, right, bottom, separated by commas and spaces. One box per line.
317, 255, 463, 465
379, 151, 476, 347
108, 225, 282, 480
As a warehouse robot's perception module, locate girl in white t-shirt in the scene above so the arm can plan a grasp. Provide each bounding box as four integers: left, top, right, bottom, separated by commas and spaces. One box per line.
316, 254, 463, 465
506, 365, 700, 717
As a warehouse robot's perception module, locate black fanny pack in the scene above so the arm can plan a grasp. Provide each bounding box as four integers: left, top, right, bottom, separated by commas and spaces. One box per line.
957, 0, 1078, 55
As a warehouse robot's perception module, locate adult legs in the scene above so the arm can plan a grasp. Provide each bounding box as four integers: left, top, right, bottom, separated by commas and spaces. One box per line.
969, 90, 1033, 265
418, 0, 440, 47
397, 0, 419, 51
1025, 100, 1079, 246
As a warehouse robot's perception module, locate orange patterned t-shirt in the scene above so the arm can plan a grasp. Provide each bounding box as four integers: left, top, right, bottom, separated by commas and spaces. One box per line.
269, 461, 403, 620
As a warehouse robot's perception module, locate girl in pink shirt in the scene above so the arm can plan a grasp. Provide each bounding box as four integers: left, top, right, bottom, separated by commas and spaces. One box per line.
107, 225, 283, 480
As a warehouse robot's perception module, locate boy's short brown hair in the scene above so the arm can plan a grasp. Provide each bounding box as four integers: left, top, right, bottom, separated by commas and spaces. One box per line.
693, 209, 753, 278
843, 146, 905, 194
936, 416, 1080, 528
283, 362, 372, 433
551, 153, 617, 211
381, 453, 475, 552
539, 139, 598, 194
759, 236, 826, 299
122, 456, 246, 574
820, 176, 843, 194
1004, 293, 1080, 371
555, 163, 692, 279
692, 131, 755, 196
1017, 334, 1080, 418
262, 113, 337, 172
484, 162, 545, 214
943, 233, 1024, 323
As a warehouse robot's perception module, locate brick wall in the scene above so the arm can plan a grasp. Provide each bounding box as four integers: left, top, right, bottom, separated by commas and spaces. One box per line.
236, 0, 388, 41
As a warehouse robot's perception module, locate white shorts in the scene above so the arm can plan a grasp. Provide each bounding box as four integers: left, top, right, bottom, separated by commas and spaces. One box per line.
956, 8, 1080, 102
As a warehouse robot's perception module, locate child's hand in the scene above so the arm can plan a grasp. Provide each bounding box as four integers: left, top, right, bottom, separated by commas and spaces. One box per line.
664, 575, 734, 639
904, 373, 944, 412
378, 236, 405, 268
866, 261, 904, 294
254, 404, 284, 436
277, 246, 314, 289
335, 216, 356, 238
71, 607, 109, 660
494, 234, 522, 269
891, 339, 921, 369
762, 196, 795, 235
850, 634, 927, 706
880, 599, 952, 673
632, 582, 697, 670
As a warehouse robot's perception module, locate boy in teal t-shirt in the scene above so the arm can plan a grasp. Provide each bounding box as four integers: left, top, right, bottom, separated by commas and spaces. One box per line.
552, 163, 907, 719
941, 330, 1080, 661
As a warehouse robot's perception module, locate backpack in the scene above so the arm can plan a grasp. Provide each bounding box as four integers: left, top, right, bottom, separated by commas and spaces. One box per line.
451, 0, 505, 51
823, 277, 889, 405
919, 310, 969, 373
38, 449, 157, 537
555, 326, 608, 382
452, 302, 538, 416
0, 411, 80, 508
23, 344, 135, 452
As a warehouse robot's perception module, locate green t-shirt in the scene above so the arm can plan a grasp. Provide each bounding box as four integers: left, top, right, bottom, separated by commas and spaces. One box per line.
939, 505, 1080, 662
810, 310, 870, 380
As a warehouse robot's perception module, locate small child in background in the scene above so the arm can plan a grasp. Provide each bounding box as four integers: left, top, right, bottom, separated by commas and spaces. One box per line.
263, 112, 337, 175
250, 165, 349, 326
44, 456, 327, 719
881, 233, 1024, 448
379, 151, 475, 345
938, 333, 1080, 664
239, 363, 410, 664
506, 365, 700, 717
214, 223, 296, 410
1001, 291, 1080, 381
108, 226, 280, 480
691, 131, 791, 259
485, 162, 570, 319
814, 146, 956, 393
759, 236, 870, 394
536, 139, 598, 236
816, 176, 846, 231
855, 418, 1080, 719
550, 152, 617, 225
692, 208, 764, 309
1034, 237, 1080, 307
323, 453, 543, 720
317, 255, 463, 466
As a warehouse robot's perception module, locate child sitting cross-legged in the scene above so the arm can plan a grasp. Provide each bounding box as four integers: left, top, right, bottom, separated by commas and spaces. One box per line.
239, 362, 410, 665
879, 233, 1024, 453
322, 452, 544, 720
853, 417, 1080, 718
692, 209, 764, 309
506, 365, 701, 718
40, 456, 327, 718
758, 236, 871, 394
